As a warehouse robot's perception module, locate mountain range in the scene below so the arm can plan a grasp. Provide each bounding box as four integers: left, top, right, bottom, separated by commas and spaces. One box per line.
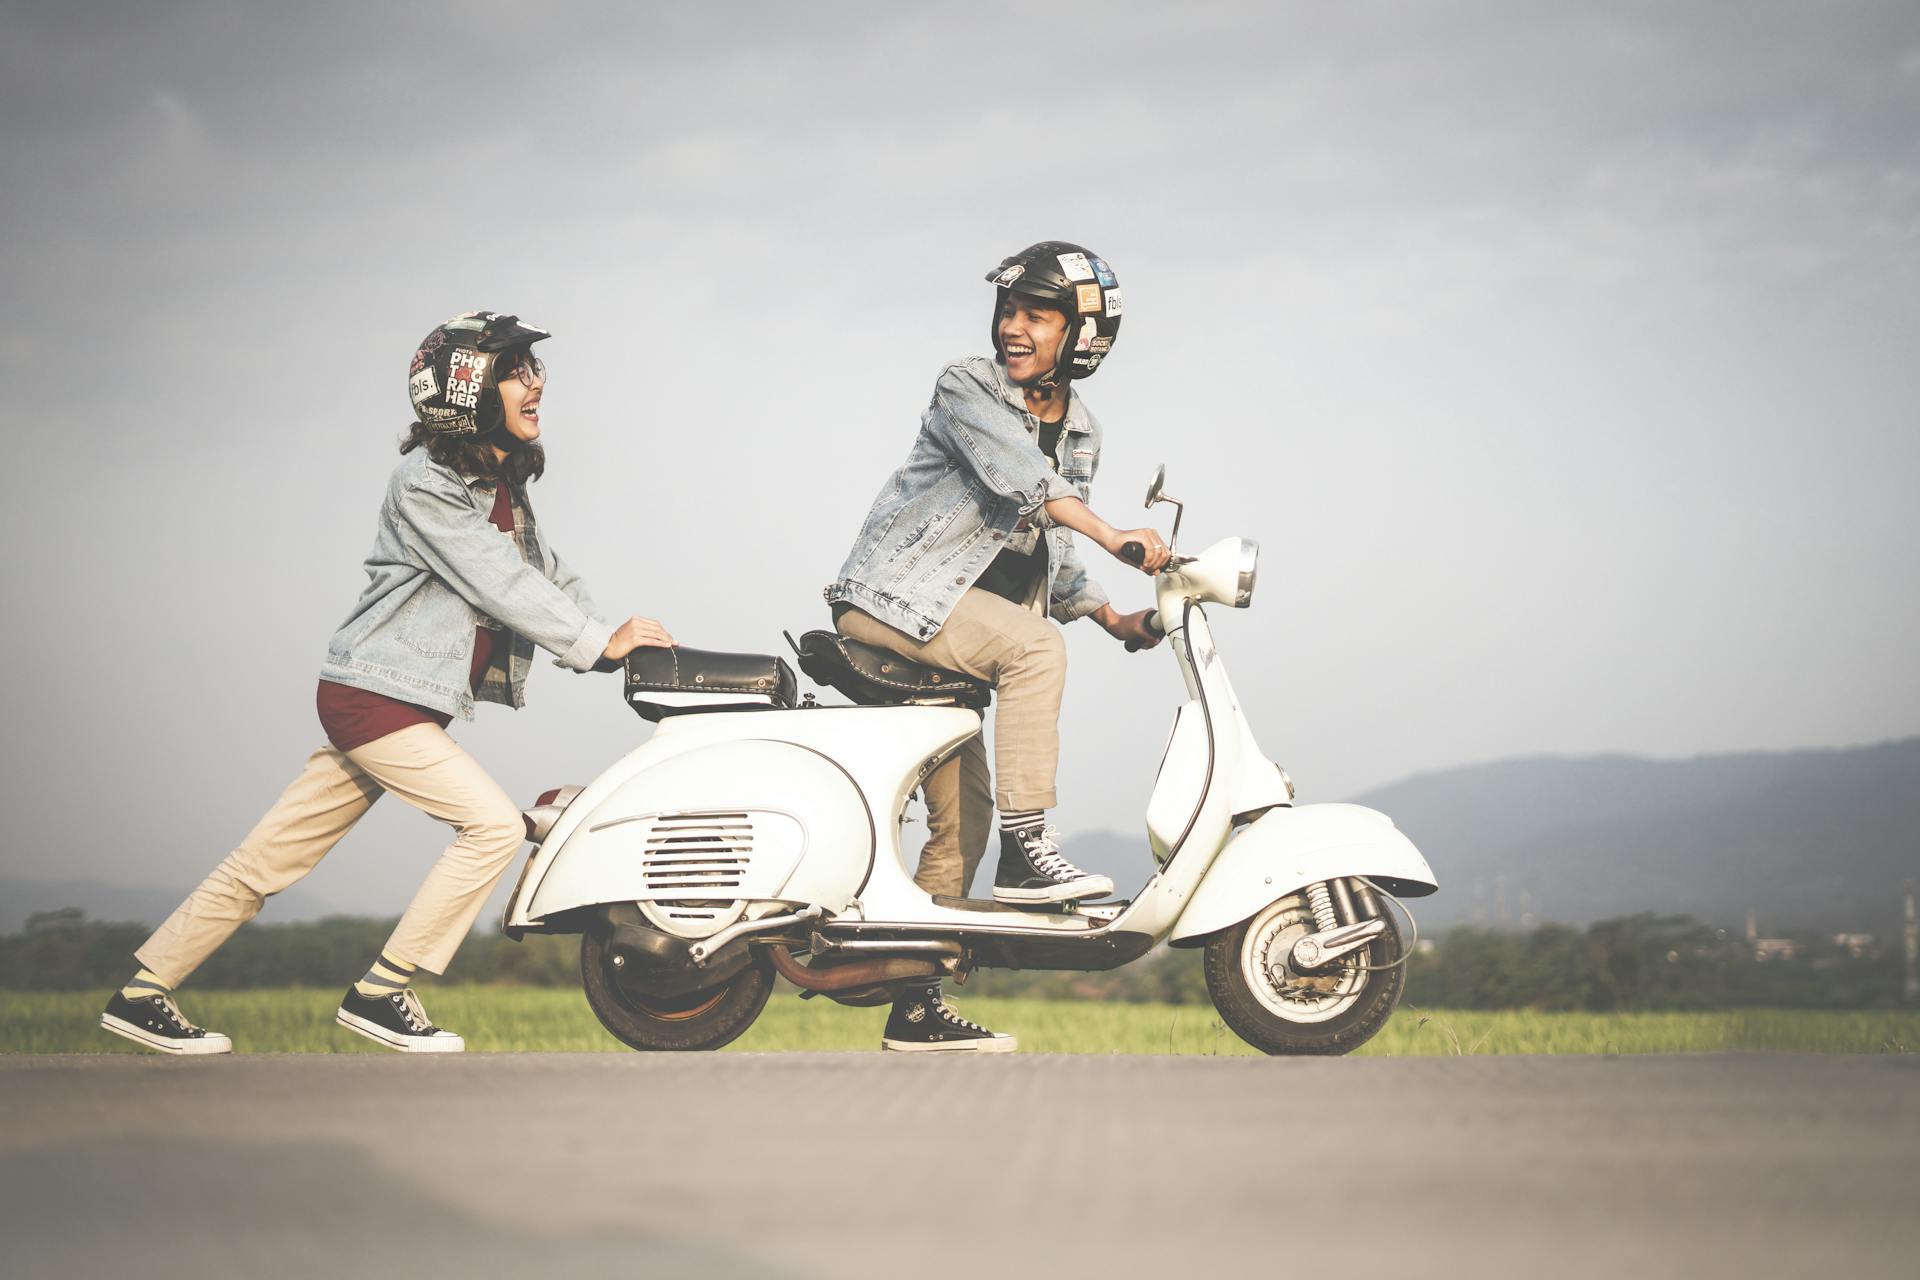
9, 738, 1916, 939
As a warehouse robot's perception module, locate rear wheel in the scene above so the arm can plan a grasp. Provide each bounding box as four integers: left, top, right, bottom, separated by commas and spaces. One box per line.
580, 930, 773, 1052
1203, 893, 1405, 1056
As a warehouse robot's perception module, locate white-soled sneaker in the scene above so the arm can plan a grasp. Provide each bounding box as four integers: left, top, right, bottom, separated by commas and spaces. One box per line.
991, 824, 1116, 904
101, 991, 233, 1055
881, 984, 1016, 1053
336, 987, 464, 1053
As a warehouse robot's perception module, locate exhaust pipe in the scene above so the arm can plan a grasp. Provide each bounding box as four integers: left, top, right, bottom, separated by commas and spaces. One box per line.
765, 944, 947, 992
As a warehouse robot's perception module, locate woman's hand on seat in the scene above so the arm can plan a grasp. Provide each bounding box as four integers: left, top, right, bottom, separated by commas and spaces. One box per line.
602, 616, 674, 662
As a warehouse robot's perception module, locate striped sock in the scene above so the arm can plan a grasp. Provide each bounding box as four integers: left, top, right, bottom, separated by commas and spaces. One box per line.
999, 809, 1046, 836
353, 952, 418, 998
118, 968, 171, 1002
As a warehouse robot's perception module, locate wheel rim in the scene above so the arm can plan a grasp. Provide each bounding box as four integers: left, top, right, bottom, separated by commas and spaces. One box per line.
595, 939, 732, 1022
624, 986, 727, 1021
1239, 897, 1370, 1024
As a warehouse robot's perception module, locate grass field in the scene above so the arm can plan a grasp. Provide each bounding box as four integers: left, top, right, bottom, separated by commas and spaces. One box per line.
8, 987, 1919, 1055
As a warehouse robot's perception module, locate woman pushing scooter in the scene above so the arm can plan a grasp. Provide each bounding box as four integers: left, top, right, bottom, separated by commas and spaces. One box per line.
102, 311, 674, 1054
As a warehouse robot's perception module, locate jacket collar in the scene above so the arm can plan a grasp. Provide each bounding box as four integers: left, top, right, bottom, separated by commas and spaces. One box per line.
987, 355, 1092, 435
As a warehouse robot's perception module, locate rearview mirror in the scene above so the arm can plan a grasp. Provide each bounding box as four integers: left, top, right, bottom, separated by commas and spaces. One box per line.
1145, 464, 1166, 508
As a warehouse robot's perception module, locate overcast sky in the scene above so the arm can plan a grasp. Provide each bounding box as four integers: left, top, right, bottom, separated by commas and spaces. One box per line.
3, 1, 1915, 916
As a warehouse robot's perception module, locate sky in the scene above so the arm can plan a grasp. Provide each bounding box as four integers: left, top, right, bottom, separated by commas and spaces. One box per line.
2, 1, 1916, 917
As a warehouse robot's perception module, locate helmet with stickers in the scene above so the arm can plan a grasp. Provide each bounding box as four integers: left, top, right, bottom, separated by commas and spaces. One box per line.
984, 241, 1121, 382
406, 310, 551, 435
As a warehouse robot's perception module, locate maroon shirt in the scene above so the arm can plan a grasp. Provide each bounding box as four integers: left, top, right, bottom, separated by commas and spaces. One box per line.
317, 483, 516, 752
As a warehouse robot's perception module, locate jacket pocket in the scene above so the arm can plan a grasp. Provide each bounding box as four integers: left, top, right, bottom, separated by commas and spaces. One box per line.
394, 589, 473, 659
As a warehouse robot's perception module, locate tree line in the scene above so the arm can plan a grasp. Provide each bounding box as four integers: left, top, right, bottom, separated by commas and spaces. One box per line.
3, 907, 1910, 1010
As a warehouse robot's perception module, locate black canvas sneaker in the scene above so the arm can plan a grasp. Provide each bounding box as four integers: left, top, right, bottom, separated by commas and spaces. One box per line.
336, 987, 464, 1053
992, 824, 1115, 904
882, 983, 1016, 1053
100, 991, 232, 1055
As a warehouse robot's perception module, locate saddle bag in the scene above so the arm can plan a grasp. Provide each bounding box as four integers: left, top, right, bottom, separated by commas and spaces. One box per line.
624, 646, 797, 721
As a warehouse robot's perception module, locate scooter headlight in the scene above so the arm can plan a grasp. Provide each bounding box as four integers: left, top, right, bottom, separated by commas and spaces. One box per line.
1234, 539, 1259, 608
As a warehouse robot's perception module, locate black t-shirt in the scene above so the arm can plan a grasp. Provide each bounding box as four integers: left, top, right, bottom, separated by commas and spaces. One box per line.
974, 418, 1065, 605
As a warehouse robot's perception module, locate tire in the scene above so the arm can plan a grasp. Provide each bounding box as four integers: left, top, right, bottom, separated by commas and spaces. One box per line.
580, 929, 774, 1052
1203, 893, 1405, 1056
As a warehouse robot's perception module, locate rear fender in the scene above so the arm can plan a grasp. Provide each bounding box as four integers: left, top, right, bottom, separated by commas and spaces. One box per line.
1169, 803, 1437, 945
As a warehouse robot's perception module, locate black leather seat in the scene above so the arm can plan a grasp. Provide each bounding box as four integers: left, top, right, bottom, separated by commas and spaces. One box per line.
623, 646, 797, 722
786, 630, 991, 710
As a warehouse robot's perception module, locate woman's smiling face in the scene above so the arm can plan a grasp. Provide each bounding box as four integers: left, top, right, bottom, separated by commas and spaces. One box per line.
493, 349, 545, 445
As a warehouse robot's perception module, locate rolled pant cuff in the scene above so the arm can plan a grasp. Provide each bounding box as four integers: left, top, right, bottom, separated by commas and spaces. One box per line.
995, 790, 1057, 812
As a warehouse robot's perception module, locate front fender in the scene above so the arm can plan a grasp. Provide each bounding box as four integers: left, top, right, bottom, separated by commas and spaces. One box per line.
1169, 803, 1437, 945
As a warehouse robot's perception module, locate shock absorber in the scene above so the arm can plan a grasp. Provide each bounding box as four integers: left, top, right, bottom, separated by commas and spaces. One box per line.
1306, 880, 1339, 932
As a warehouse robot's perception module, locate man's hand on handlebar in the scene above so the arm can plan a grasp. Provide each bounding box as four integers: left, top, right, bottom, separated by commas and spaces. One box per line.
1042, 496, 1170, 575
1104, 527, 1171, 574
602, 616, 675, 662
1094, 604, 1164, 651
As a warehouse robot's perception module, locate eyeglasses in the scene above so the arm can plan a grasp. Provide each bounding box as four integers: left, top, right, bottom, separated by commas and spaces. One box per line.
492, 350, 546, 387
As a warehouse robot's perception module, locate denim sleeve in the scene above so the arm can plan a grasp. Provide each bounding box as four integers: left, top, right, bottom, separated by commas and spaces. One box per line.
393, 478, 615, 671
542, 543, 602, 620
923, 362, 1077, 517
1049, 533, 1110, 623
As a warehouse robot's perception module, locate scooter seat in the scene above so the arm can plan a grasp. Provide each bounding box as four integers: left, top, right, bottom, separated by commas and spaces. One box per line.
786, 630, 991, 710
624, 646, 798, 722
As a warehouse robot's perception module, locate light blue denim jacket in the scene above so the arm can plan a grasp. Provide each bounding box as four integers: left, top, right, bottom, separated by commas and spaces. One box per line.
828, 355, 1110, 640
319, 450, 617, 719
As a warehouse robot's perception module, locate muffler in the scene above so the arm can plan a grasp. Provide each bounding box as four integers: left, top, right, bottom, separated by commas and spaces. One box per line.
764, 944, 948, 992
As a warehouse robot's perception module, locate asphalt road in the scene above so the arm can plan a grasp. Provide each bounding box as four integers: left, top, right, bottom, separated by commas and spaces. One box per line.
3, 1052, 1915, 1279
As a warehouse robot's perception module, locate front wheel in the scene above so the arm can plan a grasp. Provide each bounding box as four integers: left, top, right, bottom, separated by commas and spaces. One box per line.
580, 930, 774, 1052
1203, 893, 1405, 1056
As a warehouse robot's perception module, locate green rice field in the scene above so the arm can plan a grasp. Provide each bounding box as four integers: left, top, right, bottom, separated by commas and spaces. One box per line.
7, 988, 1918, 1055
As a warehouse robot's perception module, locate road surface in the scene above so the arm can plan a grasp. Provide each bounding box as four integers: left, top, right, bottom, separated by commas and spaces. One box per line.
3, 1052, 1914, 1278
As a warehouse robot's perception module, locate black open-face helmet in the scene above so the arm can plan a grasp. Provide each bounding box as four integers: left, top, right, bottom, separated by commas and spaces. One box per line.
985, 241, 1121, 382
407, 310, 551, 435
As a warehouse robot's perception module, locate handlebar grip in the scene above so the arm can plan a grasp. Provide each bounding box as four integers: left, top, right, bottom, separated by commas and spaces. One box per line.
1121, 541, 1145, 566
1124, 611, 1167, 653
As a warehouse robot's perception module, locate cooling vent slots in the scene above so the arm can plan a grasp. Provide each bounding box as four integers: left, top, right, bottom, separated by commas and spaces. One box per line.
640, 813, 755, 896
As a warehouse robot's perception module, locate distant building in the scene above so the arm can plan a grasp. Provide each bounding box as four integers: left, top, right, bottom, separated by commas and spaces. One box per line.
1832, 933, 1875, 958
1752, 938, 1796, 962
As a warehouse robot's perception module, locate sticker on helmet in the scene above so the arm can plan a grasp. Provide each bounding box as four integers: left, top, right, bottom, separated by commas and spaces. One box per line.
1076, 283, 1103, 313
1104, 289, 1124, 317
408, 368, 439, 404
1092, 258, 1117, 288
1057, 252, 1095, 282
993, 265, 1026, 287
445, 347, 487, 410
1089, 335, 1114, 353
1074, 317, 1098, 352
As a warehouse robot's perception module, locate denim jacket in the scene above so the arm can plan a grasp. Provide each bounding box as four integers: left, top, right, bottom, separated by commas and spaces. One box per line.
827, 355, 1110, 640
319, 450, 616, 719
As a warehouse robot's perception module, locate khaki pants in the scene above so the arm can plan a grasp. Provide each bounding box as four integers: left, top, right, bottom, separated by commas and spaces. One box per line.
837, 588, 1066, 898
137, 723, 525, 986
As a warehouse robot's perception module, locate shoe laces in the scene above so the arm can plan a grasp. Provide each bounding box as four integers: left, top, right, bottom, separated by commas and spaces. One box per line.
390, 988, 438, 1034
926, 988, 988, 1034
1026, 824, 1091, 882
151, 994, 198, 1032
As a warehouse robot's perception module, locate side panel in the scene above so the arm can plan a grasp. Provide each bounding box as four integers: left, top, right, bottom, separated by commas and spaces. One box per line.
1145, 701, 1204, 861
524, 740, 872, 921
1168, 803, 1439, 944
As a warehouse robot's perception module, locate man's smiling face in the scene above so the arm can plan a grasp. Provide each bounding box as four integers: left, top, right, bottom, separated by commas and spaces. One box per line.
997, 296, 1069, 386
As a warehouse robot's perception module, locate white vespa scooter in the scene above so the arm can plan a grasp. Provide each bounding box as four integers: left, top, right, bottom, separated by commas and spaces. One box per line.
501, 468, 1437, 1055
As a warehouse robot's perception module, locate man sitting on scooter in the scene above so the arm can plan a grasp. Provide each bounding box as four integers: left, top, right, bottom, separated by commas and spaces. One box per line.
827, 242, 1170, 1050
